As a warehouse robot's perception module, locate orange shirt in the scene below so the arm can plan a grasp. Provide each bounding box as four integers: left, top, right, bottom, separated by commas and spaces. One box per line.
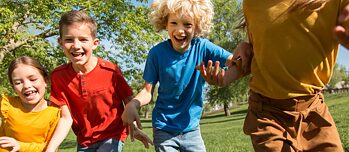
0, 95, 60, 152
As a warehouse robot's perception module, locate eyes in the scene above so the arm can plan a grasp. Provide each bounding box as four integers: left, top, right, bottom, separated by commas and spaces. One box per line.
62, 37, 90, 43
169, 21, 193, 28
13, 78, 39, 86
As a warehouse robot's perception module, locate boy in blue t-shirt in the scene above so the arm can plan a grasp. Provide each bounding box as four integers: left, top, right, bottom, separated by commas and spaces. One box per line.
122, 0, 250, 151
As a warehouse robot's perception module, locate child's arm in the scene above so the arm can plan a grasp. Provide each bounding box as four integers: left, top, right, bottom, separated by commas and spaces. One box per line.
122, 82, 154, 141
45, 105, 73, 152
334, 4, 349, 49
196, 42, 253, 87
0, 137, 47, 152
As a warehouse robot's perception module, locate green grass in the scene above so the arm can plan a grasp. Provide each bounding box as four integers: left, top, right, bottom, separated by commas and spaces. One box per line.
58, 92, 349, 152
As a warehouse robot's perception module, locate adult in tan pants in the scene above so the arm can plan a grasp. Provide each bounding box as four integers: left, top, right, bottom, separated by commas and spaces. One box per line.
197, 0, 349, 151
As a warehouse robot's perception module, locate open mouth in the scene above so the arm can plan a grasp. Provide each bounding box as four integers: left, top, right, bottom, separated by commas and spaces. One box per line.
71, 52, 85, 57
174, 36, 187, 42
24, 90, 38, 98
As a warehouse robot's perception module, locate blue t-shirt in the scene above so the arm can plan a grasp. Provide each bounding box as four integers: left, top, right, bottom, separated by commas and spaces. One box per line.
144, 38, 232, 132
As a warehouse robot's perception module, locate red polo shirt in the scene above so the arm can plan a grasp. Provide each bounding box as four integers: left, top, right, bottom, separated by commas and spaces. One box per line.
50, 58, 133, 146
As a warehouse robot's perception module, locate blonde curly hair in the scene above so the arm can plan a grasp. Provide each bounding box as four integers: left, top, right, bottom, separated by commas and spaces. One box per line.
149, 0, 214, 37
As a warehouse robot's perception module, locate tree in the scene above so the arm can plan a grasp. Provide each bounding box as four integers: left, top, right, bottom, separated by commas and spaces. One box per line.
328, 63, 349, 89
0, 0, 162, 94
207, 76, 249, 116
205, 0, 249, 116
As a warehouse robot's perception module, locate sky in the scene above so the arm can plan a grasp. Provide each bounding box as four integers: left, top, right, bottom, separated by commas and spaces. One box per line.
337, 46, 349, 70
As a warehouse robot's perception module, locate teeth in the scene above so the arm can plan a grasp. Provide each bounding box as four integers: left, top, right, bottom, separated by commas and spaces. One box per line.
176, 37, 185, 40
24, 91, 36, 96
71, 53, 85, 57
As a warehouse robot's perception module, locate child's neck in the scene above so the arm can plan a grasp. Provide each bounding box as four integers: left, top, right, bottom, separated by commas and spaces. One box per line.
72, 56, 98, 74
22, 98, 47, 112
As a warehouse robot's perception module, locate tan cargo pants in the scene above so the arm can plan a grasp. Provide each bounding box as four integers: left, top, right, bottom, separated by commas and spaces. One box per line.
243, 91, 343, 152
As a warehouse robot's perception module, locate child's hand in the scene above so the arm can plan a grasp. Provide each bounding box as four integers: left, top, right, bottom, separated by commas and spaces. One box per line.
122, 99, 142, 141
133, 126, 153, 148
196, 60, 225, 86
0, 137, 20, 152
334, 4, 349, 49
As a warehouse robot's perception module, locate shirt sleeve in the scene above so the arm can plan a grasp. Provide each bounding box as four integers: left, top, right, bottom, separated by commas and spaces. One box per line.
0, 95, 9, 137
203, 39, 232, 68
115, 66, 133, 101
143, 48, 159, 84
19, 141, 47, 152
46, 108, 60, 143
50, 73, 67, 107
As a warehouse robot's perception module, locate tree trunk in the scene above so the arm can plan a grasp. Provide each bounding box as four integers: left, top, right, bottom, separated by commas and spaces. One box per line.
144, 109, 150, 119
224, 103, 230, 116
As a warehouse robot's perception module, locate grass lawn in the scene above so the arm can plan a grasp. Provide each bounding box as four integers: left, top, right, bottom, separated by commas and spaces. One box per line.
58, 92, 349, 152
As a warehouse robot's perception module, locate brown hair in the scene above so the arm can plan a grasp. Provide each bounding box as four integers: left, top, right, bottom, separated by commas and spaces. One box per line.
59, 10, 97, 38
8, 56, 48, 85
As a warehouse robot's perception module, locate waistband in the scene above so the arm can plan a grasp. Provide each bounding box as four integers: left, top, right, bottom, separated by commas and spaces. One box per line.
248, 90, 322, 112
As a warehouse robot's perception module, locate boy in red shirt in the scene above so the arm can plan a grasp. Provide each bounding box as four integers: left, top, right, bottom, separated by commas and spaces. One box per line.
45, 10, 152, 152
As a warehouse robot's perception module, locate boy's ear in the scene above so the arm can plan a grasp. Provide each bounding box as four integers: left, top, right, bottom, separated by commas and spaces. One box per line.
92, 38, 99, 50
58, 38, 62, 46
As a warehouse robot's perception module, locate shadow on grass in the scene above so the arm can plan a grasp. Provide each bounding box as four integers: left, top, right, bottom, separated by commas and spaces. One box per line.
140, 109, 248, 128
200, 115, 245, 125
142, 114, 246, 128
59, 139, 76, 149
202, 109, 248, 119
141, 119, 152, 123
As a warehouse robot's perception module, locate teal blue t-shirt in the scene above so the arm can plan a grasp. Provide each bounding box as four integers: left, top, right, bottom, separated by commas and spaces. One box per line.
144, 38, 232, 132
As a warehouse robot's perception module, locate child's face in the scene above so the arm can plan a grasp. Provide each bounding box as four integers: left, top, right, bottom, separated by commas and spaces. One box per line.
59, 22, 99, 69
11, 64, 47, 108
166, 13, 196, 52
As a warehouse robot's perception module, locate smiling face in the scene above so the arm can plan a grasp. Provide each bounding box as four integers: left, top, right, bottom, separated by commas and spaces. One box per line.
166, 13, 196, 53
11, 64, 47, 111
59, 22, 99, 72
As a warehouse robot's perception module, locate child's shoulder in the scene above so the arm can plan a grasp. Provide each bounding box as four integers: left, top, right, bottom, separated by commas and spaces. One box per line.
0, 95, 20, 114
194, 37, 208, 44
1, 95, 19, 104
51, 63, 70, 74
46, 104, 61, 114
98, 58, 121, 73
151, 39, 168, 48
149, 39, 171, 53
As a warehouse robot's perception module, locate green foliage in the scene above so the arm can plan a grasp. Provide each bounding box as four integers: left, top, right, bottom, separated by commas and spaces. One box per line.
209, 0, 245, 51
205, 0, 249, 113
